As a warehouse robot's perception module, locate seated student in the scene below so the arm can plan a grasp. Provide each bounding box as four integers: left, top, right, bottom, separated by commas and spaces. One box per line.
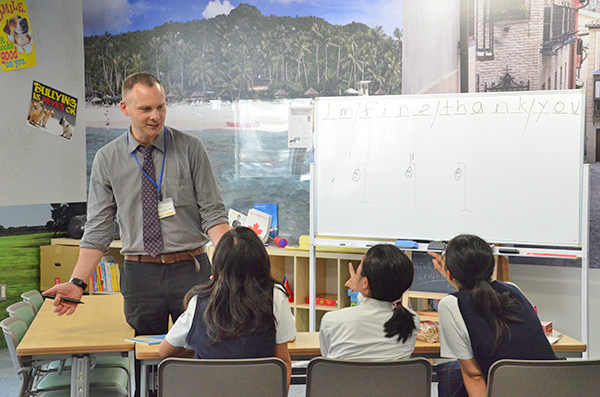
429, 234, 557, 397
159, 226, 297, 388
319, 244, 420, 361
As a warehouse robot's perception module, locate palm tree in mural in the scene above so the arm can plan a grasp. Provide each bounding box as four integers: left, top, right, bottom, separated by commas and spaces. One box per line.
256, 32, 274, 84
393, 27, 402, 65
190, 52, 215, 98
130, 52, 145, 73
292, 33, 310, 86
343, 36, 359, 86
331, 25, 344, 82
111, 53, 129, 95
310, 23, 323, 85
150, 37, 163, 78
174, 39, 195, 95
100, 33, 116, 95
82, 5, 404, 100
321, 25, 334, 83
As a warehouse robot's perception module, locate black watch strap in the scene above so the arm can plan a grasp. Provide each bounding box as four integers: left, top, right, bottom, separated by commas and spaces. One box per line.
69, 277, 88, 291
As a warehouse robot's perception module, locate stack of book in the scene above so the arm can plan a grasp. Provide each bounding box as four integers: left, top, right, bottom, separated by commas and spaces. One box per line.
90, 260, 120, 292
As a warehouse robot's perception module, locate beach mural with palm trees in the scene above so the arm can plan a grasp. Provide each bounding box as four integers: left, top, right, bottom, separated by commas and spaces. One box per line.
84, 1, 403, 244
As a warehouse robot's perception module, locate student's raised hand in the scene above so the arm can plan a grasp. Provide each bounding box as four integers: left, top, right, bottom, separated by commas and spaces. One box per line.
428, 251, 446, 276
344, 262, 359, 293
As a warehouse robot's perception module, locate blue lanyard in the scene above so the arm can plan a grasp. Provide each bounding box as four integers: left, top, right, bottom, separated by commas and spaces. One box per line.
128, 127, 167, 199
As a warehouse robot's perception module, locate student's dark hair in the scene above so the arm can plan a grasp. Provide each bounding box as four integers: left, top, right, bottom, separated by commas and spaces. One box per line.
360, 244, 417, 342
184, 227, 282, 342
444, 234, 523, 351
121, 72, 163, 99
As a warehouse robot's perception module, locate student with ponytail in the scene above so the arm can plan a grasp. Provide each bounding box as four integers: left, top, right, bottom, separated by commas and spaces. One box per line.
430, 234, 556, 397
319, 244, 420, 361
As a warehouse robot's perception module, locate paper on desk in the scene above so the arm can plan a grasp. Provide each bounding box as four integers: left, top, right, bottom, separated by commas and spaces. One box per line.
547, 331, 563, 345
125, 335, 166, 345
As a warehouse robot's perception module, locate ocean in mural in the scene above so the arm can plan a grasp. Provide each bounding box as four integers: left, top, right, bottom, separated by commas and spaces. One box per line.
86, 126, 312, 244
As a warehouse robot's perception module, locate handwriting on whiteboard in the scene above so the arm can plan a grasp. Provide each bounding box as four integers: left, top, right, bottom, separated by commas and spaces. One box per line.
321, 97, 581, 130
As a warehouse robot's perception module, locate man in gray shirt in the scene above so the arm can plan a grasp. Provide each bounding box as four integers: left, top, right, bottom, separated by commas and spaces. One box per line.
44, 72, 229, 336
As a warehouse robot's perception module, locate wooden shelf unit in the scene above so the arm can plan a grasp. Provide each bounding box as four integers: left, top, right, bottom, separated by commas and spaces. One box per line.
48, 239, 512, 332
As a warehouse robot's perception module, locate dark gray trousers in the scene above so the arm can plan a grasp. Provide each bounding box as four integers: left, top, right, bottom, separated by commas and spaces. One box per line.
121, 253, 211, 335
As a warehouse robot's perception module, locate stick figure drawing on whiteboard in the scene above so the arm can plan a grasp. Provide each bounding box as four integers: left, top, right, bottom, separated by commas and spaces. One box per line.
455, 162, 468, 211
406, 154, 417, 208
352, 163, 368, 202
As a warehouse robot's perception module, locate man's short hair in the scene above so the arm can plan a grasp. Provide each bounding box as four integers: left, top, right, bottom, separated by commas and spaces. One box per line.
121, 72, 163, 100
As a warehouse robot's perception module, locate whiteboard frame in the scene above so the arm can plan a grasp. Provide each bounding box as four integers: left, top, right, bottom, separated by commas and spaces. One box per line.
308, 94, 589, 354
313, 90, 586, 248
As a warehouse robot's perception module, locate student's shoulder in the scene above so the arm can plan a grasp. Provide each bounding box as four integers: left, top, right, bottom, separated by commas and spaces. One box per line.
438, 294, 458, 312
273, 284, 288, 299
321, 305, 356, 326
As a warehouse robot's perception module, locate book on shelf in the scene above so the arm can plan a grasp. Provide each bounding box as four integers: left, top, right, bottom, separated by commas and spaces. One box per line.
101, 262, 110, 291
90, 259, 120, 292
244, 208, 272, 243
253, 203, 278, 239
227, 208, 247, 228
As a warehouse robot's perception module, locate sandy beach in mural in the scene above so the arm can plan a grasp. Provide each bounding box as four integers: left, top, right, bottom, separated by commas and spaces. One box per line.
84, 101, 291, 132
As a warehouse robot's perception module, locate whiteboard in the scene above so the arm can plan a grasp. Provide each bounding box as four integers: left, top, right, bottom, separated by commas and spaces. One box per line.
0, 0, 86, 206
314, 91, 585, 247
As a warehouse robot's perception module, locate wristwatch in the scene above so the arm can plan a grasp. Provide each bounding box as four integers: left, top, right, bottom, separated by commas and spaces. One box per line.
69, 277, 88, 291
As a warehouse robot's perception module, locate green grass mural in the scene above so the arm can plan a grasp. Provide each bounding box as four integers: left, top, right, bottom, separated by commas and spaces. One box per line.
0, 232, 53, 348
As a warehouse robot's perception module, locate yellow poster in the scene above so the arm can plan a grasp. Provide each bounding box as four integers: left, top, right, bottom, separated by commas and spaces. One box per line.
0, 0, 36, 71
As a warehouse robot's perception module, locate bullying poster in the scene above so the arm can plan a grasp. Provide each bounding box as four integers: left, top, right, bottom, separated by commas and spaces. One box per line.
0, 0, 36, 71
27, 81, 78, 140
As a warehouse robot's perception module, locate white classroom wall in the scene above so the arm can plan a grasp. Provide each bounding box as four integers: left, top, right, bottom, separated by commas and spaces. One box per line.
510, 264, 599, 358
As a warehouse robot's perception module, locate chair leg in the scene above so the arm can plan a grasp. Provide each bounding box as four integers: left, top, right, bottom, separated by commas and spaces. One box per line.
17, 368, 34, 397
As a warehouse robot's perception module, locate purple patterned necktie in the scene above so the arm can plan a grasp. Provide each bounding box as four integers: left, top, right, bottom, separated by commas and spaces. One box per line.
139, 145, 163, 257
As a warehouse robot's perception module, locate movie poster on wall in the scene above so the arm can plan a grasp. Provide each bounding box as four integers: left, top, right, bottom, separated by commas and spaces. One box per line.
0, 0, 36, 71
27, 81, 78, 140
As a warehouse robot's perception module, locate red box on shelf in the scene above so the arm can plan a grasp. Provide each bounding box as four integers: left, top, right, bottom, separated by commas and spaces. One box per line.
541, 321, 553, 336
305, 294, 338, 307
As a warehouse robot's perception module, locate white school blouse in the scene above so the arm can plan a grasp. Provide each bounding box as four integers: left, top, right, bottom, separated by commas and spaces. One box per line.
319, 297, 420, 361
166, 286, 297, 349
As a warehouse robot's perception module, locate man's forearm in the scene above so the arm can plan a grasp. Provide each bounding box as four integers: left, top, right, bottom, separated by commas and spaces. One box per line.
71, 247, 105, 281
207, 223, 229, 247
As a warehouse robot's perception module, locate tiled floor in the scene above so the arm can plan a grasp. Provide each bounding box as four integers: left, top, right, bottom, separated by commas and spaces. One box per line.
0, 348, 21, 394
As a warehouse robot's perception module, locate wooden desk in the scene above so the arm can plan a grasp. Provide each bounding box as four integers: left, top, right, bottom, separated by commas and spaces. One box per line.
135, 330, 586, 395
285, 331, 587, 357
17, 295, 135, 397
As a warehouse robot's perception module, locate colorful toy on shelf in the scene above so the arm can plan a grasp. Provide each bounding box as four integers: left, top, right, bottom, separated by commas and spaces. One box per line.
348, 289, 359, 306
283, 277, 294, 302
305, 294, 338, 307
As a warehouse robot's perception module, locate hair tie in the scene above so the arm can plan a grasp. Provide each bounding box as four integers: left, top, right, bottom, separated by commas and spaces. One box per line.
391, 298, 403, 309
